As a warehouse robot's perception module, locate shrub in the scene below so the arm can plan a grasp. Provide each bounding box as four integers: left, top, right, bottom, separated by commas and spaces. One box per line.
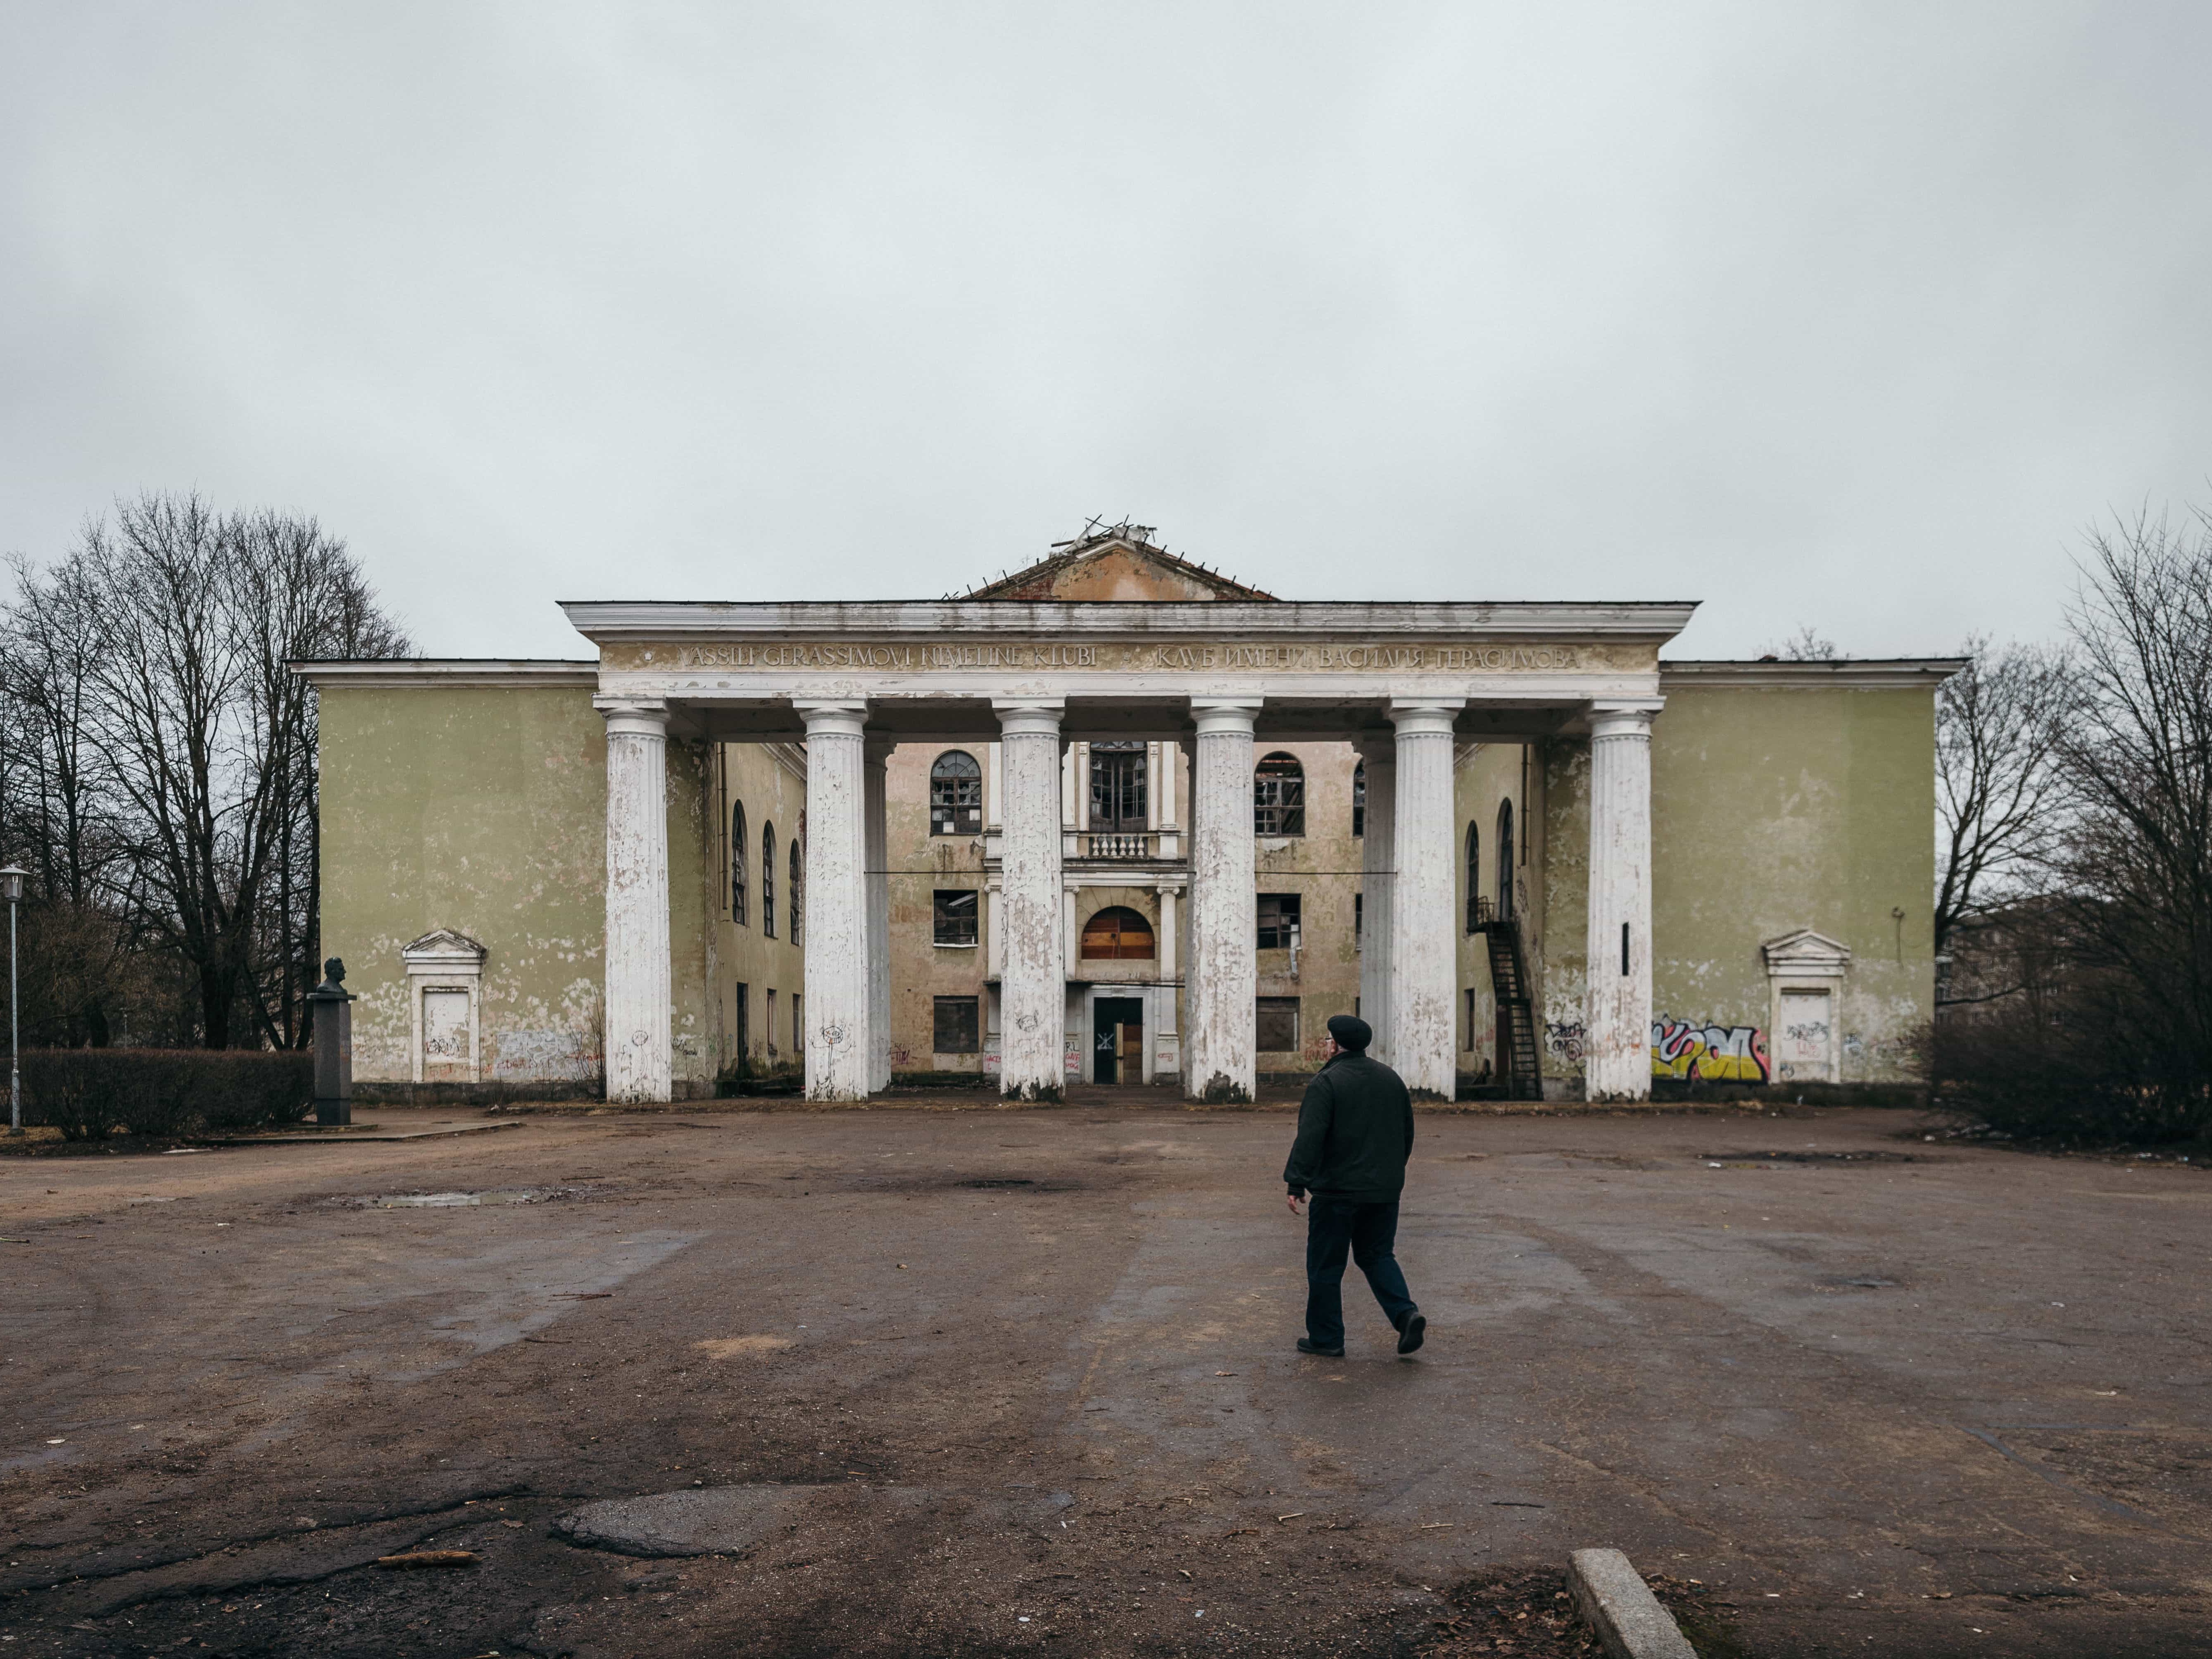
19, 1048, 314, 1140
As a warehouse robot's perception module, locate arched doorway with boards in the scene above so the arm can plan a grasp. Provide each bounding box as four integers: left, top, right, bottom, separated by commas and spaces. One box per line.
1082, 905, 1154, 1084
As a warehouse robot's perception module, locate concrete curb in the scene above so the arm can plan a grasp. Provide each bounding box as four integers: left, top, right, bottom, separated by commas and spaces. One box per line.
1567, 1549, 1699, 1659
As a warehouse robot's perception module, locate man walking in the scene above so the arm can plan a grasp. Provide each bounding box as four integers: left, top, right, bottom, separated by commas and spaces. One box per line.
1283, 1014, 1425, 1358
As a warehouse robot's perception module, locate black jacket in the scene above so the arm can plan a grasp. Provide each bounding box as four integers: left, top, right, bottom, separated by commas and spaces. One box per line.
1283, 1052, 1415, 1202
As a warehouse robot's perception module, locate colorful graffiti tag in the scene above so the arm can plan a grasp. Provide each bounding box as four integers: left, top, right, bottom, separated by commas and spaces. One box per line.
1651, 1020, 1770, 1084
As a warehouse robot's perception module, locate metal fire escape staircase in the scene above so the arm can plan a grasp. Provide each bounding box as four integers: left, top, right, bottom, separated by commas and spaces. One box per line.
1472, 898, 1543, 1100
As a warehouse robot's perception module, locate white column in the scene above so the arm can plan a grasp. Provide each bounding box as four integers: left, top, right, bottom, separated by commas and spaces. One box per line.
1586, 702, 1658, 1101
1186, 698, 1261, 1102
865, 739, 892, 1092
794, 700, 873, 1101
1355, 735, 1397, 1068
995, 699, 1066, 1099
1156, 882, 1181, 1081
1389, 700, 1465, 1099
599, 698, 671, 1104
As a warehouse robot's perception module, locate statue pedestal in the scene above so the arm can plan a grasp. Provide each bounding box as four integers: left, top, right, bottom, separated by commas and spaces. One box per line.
310, 974, 355, 1126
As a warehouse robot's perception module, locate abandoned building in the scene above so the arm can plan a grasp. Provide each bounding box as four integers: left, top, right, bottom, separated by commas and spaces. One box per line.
297, 525, 1957, 1104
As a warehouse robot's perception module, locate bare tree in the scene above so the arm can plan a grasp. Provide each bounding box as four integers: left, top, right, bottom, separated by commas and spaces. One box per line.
1766, 625, 1839, 660
1933, 634, 2076, 965
0, 552, 133, 1043
2053, 504, 2212, 1133
9, 492, 411, 1050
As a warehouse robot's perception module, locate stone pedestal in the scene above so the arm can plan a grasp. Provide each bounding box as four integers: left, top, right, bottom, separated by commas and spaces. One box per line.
1585, 703, 1658, 1100
1389, 700, 1464, 1099
796, 702, 873, 1100
309, 959, 355, 1126
995, 700, 1066, 1100
1187, 698, 1261, 1103
599, 699, 671, 1104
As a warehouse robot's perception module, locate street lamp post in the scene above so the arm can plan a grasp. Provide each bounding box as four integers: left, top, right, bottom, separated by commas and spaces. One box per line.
1, 865, 24, 1135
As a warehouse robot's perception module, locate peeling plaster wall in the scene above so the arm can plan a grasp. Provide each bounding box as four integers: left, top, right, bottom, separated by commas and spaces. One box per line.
318, 685, 608, 1087
1650, 684, 1936, 1083
1539, 738, 1592, 1090
1452, 743, 1529, 1073
1253, 740, 1363, 1071
885, 740, 991, 1071
705, 744, 810, 1074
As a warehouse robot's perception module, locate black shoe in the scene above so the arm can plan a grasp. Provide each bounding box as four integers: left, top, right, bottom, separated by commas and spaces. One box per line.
1296, 1338, 1345, 1357
1396, 1312, 1427, 1356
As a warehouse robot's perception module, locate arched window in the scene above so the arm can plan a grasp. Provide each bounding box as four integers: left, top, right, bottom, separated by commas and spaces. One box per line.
930, 750, 983, 836
788, 841, 803, 946
730, 802, 749, 924
1081, 906, 1156, 960
1496, 800, 1515, 924
1465, 822, 1482, 932
761, 821, 777, 939
1253, 752, 1305, 836
1352, 759, 1366, 838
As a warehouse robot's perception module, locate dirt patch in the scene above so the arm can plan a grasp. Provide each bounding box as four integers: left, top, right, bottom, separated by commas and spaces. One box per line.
1421, 1568, 1739, 1656
695, 1336, 795, 1359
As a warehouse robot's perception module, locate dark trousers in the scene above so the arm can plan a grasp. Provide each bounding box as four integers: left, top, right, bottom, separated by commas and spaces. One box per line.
1304, 1195, 1417, 1347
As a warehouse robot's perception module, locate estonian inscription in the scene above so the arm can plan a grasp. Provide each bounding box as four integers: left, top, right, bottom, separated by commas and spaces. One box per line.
667, 641, 1586, 672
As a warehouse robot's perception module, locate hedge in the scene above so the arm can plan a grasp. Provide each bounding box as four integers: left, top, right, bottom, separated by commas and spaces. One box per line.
19, 1048, 315, 1140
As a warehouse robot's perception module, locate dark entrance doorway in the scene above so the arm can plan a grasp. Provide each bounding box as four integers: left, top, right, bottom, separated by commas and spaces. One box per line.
1092, 996, 1144, 1084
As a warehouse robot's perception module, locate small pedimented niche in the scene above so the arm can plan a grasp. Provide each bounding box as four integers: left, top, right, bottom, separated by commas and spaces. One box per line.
1762, 928, 1851, 1084
402, 929, 487, 1084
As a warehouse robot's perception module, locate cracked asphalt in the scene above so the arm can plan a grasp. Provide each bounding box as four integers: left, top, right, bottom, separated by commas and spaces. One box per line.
2, 1101, 2208, 1657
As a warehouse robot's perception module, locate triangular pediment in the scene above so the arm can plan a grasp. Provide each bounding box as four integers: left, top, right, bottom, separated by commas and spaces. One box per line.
402, 928, 487, 962
957, 522, 1276, 602
1761, 928, 1851, 970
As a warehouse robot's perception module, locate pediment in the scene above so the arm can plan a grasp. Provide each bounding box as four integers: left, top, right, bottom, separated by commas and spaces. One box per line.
402, 928, 487, 964
1761, 928, 1851, 972
960, 524, 1275, 602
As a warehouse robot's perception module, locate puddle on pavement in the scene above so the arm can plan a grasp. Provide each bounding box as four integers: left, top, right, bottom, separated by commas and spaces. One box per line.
340, 1185, 596, 1209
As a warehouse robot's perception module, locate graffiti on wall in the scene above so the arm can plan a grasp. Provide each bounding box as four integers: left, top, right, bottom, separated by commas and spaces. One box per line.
1651, 1020, 1770, 1084
1544, 1021, 1586, 1064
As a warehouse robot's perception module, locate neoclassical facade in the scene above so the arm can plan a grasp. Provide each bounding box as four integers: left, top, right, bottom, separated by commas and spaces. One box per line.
301, 530, 1955, 1105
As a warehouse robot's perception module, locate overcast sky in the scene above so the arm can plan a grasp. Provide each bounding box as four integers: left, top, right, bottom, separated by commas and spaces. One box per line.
3, 3, 2207, 660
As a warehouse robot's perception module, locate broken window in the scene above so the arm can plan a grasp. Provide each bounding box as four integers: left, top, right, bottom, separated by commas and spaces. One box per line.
933, 996, 981, 1054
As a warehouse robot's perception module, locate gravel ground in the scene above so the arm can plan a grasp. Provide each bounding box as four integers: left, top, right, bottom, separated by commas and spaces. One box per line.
2, 1100, 2207, 1657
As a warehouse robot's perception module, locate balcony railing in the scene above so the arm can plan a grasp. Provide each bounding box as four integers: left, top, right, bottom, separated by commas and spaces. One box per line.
1081, 831, 1153, 860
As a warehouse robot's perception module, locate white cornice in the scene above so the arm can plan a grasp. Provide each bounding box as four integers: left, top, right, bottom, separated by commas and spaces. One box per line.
559, 599, 1701, 642
288, 659, 600, 689
1660, 658, 1966, 690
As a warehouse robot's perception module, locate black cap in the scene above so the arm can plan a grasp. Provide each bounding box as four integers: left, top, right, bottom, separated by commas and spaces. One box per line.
1326, 1014, 1372, 1052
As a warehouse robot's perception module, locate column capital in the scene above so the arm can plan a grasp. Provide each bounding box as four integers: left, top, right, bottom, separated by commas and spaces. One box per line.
792, 699, 870, 738
1354, 731, 1398, 764
993, 698, 1064, 737
594, 697, 668, 739
1588, 700, 1663, 740
864, 735, 897, 764
1388, 698, 1464, 739
1188, 696, 1262, 736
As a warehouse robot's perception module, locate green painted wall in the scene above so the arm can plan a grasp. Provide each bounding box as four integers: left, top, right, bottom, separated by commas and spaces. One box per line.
319, 684, 608, 1085
1649, 685, 1936, 1083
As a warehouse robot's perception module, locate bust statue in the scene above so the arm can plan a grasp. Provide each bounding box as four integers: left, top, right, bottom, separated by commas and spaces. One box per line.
314, 957, 350, 997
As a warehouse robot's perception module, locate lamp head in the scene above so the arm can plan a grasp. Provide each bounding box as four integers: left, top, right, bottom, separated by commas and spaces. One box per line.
0, 865, 25, 904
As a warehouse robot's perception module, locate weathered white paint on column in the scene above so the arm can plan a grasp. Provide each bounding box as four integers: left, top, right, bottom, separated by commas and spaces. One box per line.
795, 701, 873, 1101
1586, 702, 1658, 1101
599, 698, 672, 1104
1356, 734, 1397, 1069
1187, 699, 1261, 1102
1389, 700, 1464, 1099
865, 739, 892, 1093
995, 700, 1066, 1099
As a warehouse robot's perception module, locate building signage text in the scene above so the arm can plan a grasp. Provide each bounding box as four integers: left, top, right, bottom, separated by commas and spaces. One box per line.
666, 641, 1587, 672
